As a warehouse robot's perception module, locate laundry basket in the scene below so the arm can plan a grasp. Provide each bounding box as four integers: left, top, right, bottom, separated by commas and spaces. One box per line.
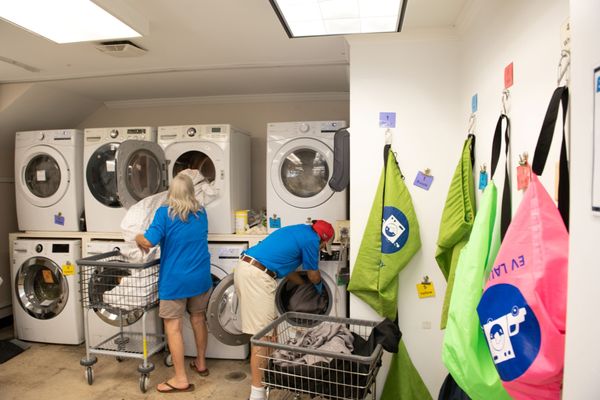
251, 312, 383, 400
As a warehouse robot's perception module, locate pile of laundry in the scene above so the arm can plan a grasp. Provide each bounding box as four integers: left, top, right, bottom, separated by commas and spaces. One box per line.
101, 266, 158, 311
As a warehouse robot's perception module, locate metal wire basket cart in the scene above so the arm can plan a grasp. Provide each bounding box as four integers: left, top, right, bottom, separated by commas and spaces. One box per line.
78, 250, 166, 393
251, 312, 384, 400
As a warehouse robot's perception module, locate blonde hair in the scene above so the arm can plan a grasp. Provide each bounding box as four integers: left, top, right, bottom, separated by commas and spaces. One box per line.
166, 173, 201, 222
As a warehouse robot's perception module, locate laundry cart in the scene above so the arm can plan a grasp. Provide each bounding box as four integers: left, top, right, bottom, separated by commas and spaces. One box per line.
251, 312, 384, 400
78, 251, 166, 393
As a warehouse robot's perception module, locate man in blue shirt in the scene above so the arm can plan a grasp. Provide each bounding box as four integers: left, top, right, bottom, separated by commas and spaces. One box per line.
234, 220, 334, 400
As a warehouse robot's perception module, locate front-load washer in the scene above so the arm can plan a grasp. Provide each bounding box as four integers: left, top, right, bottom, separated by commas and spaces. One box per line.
83, 126, 167, 232
82, 240, 163, 347
11, 239, 83, 344
267, 121, 347, 231
275, 244, 347, 319
186, 242, 249, 359
15, 129, 83, 231
158, 124, 251, 234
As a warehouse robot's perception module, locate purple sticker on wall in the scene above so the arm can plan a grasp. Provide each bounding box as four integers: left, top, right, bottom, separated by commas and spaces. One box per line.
379, 112, 396, 128
414, 171, 434, 190
54, 214, 65, 226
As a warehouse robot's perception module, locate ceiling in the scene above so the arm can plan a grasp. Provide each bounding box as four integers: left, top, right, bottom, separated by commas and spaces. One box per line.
0, 0, 469, 102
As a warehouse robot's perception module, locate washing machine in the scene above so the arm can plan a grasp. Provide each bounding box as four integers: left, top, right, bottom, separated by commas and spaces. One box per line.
82, 240, 163, 347
157, 124, 251, 234
267, 121, 347, 231
11, 239, 83, 344
187, 242, 249, 359
83, 126, 167, 232
275, 244, 348, 319
15, 129, 84, 231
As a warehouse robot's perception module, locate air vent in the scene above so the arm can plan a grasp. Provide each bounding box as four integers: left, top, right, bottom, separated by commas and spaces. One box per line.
96, 40, 146, 57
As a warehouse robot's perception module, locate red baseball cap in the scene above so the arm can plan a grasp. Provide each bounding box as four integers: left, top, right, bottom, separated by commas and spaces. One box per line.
312, 220, 334, 254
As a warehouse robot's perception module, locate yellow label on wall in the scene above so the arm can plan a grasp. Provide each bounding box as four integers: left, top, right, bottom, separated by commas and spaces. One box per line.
62, 264, 75, 276
416, 282, 436, 298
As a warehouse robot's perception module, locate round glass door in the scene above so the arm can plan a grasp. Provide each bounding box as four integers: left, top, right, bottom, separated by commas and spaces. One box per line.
206, 273, 249, 346
125, 149, 163, 201
16, 257, 69, 319
280, 148, 329, 198
173, 151, 216, 182
86, 143, 121, 208
24, 155, 61, 198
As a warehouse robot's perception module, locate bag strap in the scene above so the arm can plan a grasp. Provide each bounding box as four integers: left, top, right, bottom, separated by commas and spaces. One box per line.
490, 114, 512, 241
467, 133, 476, 169
532, 86, 570, 229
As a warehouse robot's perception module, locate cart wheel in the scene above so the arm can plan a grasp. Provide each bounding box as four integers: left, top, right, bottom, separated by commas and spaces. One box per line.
139, 374, 149, 393
116, 356, 124, 362
164, 353, 173, 367
265, 386, 271, 400
85, 367, 94, 385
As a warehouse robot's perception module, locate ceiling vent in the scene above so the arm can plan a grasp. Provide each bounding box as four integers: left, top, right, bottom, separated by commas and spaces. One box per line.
96, 40, 146, 57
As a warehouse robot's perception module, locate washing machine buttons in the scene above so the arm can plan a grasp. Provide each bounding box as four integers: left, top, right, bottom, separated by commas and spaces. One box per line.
187, 127, 197, 137
109, 129, 119, 139
35, 244, 43, 253
298, 123, 310, 133
37, 132, 45, 140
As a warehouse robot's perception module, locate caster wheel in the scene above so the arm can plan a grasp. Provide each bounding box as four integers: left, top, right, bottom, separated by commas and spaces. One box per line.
139, 374, 149, 393
164, 353, 173, 367
85, 367, 94, 385
116, 356, 124, 362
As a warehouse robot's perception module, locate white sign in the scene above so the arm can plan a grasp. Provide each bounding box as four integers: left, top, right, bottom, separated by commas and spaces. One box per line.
593, 67, 600, 214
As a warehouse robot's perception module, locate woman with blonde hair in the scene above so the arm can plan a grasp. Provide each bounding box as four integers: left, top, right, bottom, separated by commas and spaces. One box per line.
136, 173, 211, 393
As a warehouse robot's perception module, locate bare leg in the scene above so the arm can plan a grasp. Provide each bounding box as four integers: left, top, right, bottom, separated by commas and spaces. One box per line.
158, 318, 189, 391
251, 343, 267, 387
189, 311, 208, 371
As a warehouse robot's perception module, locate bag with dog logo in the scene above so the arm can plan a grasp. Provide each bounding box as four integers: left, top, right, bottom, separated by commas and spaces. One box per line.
477, 87, 569, 400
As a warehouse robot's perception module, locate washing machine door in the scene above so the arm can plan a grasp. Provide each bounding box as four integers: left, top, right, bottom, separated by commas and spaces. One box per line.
19, 145, 69, 207
206, 269, 250, 346
275, 271, 333, 317
15, 256, 69, 319
165, 141, 224, 192
86, 142, 122, 208
271, 137, 335, 208
116, 140, 168, 208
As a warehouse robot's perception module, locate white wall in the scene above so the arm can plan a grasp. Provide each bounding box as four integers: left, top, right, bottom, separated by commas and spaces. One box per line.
348, 33, 462, 395
77, 97, 349, 211
563, 0, 600, 397
347, 0, 569, 396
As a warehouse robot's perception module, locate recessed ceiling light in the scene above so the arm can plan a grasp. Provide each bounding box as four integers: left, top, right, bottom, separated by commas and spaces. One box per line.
269, 0, 408, 38
0, 0, 142, 44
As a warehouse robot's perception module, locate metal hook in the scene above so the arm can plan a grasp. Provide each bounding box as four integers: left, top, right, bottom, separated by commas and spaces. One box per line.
501, 89, 510, 115
468, 113, 476, 134
518, 152, 529, 166
384, 128, 393, 145
557, 49, 571, 86
480, 163, 487, 173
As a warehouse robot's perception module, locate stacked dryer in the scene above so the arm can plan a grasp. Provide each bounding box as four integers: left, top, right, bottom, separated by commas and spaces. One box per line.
83, 126, 167, 232
267, 121, 347, 231
15, 129, 84, 231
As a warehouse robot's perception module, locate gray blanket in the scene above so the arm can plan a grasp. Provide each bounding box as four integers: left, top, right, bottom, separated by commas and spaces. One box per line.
272, 322, 354, 367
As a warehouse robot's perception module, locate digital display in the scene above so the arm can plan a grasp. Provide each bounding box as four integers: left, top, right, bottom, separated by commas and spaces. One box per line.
127, 128, 146, 134
211, 127, 221, 133
52, 244, 70, 253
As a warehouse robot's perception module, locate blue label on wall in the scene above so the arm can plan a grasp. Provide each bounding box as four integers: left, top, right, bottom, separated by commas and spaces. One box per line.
477, 284, 541, 381
597, 76, 600, 92
381, 206, 409, 254
54, 214, 65, 226
479, 171, 489, 190
379, 112, 396, 128
269, 217, 281, 229
472, 93, 478, 113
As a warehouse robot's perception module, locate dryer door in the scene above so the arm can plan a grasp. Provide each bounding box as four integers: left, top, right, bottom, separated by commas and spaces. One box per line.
18, 145, 69, 207
275, 270, 333, 317
116, 140, 168, 208
86, 142, 122, 208
270, 138, 335, 208
206, 272, 250, 346
15, 256, 69, 319
164, 141, 224, 192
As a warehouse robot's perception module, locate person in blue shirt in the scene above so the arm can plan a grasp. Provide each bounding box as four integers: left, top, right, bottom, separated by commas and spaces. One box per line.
135, 173, 211, 394
234, 220, 334, 400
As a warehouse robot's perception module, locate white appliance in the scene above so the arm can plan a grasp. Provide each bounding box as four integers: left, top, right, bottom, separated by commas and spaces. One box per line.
267, 121, 347, 231
275, 244, 348, 318
158, 124, 251, 234
83, 126, 167, 232
11, 239, 83, 344
82, 240, 163, 347
188, 242, 249, 359
15, 129, 84, 231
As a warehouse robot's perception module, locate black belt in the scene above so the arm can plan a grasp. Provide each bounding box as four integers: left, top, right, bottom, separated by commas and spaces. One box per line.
241, 255, 277, 279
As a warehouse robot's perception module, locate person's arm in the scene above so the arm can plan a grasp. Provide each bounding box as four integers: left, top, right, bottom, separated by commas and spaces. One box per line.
305, 269, 322, 284
301, 239, 323, 293
286, 271, 306, 286
135, 234, 153, 253
138, 207, 167, 252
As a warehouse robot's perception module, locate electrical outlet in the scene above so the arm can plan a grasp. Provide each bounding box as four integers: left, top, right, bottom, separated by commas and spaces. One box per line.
421, 321, 432, 330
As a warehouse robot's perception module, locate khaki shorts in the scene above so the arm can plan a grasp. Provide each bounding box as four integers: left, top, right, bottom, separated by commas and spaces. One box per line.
159, 289, 212, 319
234, 260, 277, 335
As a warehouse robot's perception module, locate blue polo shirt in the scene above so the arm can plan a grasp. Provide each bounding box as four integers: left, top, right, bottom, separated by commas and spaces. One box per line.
144, 206, 211, 300
244, 224, 320, 278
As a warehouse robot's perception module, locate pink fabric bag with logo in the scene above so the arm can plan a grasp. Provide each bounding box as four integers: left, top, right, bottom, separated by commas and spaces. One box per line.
477, 87, 569, 400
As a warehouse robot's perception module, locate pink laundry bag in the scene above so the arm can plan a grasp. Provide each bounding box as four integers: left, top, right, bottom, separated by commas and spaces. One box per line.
477, 86, 569, 400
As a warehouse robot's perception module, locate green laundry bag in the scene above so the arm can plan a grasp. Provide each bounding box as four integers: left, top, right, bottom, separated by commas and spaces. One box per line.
348, 144, 421, 320
441, 182, 511, 400
381, 339, 433, 400
436, 135, 476, 329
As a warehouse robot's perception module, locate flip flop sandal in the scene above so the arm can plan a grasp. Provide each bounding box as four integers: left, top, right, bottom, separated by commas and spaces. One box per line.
190, 361, 210, 376
156, 382, 195, 393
